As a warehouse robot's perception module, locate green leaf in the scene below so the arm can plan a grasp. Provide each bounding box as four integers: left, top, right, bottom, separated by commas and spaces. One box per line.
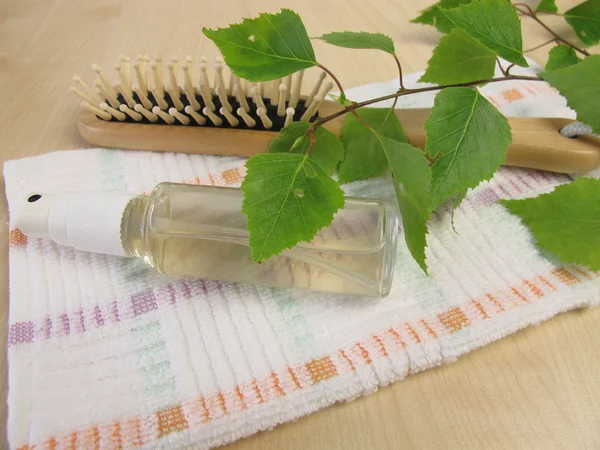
501, 177, 600, 270
537, 0, 558, 13
565, 0, 600, 46
329, 92, 352, 107
440, 0, 528, 67
202, 9, 317, 81
268, 122, 344, 175
412, 4, 444, 29
420, 29, 496, 85
453, 189, 468, 209
378, 136, 432, 273
411, 0, 473, 34
338, 112, 431, 272
242, 153, 344, 262
338, 108, 408, 184
545, 44, 581, 71
425, 87, 511, 209
316, 31, 395, 55
540, 55, 600, 133
450, 189, 468, 232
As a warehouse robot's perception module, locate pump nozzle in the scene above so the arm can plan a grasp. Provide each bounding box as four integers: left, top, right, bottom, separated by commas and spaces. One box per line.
16, 191, 136, 257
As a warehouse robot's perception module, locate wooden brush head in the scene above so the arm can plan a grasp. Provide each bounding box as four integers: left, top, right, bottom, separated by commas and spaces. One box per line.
72, 54, 600, 174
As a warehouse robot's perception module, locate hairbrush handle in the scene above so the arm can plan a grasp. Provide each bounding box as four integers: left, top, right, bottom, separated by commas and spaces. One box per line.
78, 103, 600, 174
318, 102, 600, 174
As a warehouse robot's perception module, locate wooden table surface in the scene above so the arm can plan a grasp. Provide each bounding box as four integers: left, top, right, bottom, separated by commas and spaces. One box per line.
1, 0, 599, 448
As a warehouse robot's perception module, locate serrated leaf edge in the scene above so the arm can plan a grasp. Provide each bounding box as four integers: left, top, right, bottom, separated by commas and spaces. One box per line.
314, 31, 395, 54
438, 1, 528, 67
375, 133, 432, 273
426, 89, 511, 209
499, 179, 600, 270
241, 154, 344, 262
202, 8, 318, 81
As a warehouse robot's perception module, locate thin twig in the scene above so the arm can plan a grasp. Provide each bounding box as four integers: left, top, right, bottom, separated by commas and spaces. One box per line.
496, 58, 508, 76
505, 63, 515, 75
316, 63, 345, 96
513, 3, 534, 14
305, 133, 317, 156
527, 13, 590, 56
316, 63, 367, 126
524, 38, 558, 53
350, 109, 374, 130
537, 11, 563, 17
514, 6, 591, 56
313, 75, 544, 128
393, 54, 405, 90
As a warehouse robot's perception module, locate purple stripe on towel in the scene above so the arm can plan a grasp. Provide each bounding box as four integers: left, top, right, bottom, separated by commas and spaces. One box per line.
132, 290, 158, 316
8, 322, 34, 345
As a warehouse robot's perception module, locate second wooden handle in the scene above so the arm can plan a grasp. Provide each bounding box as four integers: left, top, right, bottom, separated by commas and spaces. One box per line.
319, 103, 600, 174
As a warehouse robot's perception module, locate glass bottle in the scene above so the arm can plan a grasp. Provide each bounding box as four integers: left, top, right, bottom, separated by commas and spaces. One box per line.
17, 183, 399, 297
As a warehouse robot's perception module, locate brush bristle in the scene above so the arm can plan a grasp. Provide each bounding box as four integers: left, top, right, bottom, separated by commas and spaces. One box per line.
71, 55, 327, 131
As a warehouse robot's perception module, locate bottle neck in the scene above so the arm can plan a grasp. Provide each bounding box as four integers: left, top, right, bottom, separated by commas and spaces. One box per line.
121, 194, 152, 257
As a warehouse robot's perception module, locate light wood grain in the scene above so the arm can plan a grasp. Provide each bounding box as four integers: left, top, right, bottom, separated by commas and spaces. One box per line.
0, 1, 599, 449
79, 104, 600, 174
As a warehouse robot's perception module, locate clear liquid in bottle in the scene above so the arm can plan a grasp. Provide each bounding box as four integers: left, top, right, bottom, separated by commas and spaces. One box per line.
122, 183, 399, 297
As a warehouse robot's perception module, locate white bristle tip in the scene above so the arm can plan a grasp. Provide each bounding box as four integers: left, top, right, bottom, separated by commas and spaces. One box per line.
92, 64, 101, 72
286, 107, 295, 114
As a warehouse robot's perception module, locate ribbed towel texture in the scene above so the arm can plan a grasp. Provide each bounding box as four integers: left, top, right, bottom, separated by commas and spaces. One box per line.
5, 63, 600, 449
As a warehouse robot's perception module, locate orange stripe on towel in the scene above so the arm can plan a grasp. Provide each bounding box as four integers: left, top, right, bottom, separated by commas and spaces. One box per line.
21, 266, 584, 450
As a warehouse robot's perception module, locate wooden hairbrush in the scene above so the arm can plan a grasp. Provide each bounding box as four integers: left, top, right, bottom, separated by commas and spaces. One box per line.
71, 54, 600, 174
